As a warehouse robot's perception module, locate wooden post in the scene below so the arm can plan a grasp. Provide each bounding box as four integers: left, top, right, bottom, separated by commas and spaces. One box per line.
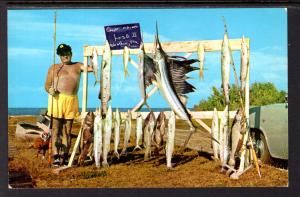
82, 54, 88, 114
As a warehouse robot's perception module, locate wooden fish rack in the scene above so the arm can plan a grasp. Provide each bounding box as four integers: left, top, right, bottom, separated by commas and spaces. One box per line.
79, 38, 252, 178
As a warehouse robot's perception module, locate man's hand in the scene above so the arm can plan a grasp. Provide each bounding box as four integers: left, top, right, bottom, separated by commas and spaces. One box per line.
48, 87, 59, 97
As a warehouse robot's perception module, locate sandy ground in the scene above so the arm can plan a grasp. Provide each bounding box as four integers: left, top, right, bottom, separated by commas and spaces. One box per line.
8, 116, 288, 188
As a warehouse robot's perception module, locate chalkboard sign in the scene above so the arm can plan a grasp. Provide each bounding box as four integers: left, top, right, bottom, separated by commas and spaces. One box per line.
104, 23, 142, 50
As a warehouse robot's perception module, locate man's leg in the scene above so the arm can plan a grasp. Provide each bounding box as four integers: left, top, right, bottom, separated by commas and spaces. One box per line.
61, 119, 73, 165
52, 118, 62, 166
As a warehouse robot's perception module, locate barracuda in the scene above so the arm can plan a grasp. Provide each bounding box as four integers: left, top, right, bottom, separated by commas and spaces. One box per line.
240, 35, 249, 97
99, 40, 112, 115
113, 108, 121, 159
93, 108, 102, 168
102, 105, 112, 167
166, 111, 176, 169
221, 32, 231, 105
211, 108, 219, 160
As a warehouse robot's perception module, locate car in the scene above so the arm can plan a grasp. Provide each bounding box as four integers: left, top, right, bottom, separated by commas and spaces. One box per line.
249, 103, 288, 164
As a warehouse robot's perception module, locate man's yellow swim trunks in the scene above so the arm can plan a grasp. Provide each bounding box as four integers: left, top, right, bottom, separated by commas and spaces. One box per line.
47, 93, 79, 119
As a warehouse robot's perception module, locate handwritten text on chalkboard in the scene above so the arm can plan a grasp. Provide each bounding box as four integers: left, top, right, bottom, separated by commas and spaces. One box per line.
104, 23, 142, 50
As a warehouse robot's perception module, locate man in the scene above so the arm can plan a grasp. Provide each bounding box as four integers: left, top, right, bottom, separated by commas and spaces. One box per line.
44, 43, 91, 166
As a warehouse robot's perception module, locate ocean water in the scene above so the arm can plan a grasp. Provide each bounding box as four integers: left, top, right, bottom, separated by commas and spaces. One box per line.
8, 107, 173, 116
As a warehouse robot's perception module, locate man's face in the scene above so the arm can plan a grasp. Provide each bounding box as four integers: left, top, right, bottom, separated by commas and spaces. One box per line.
59, 52, 72, 64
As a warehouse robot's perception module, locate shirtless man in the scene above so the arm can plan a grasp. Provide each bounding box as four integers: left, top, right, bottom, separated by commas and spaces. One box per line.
44, 43, 91, 166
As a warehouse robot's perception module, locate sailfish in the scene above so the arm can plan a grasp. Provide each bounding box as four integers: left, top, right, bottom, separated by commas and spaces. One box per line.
142, 23, 200, 147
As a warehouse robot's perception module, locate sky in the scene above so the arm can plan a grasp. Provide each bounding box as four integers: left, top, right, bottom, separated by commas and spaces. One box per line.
8, 8, 287, 109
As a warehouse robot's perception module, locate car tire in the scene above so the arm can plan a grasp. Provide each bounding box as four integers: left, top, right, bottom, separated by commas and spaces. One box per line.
251, 130, 272, 164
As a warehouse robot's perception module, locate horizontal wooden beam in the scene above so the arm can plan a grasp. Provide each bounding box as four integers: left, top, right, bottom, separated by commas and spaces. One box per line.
83, 38, 250, 56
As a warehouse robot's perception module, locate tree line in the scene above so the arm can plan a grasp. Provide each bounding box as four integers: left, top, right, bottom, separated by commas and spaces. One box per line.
193, 82, 287, 111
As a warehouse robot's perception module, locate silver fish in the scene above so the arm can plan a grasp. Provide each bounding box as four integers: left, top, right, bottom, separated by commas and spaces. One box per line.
102, 105, 112, 167
219, 105, 229, 170
133, 112, 143, 151
121, 110, 132, 155
93, 108, 102, 168
143, 111, 155, 161
211, 108, 219, 160
197, 43, 205, 80
153, 25, 195, 133
240, 35, 249, 96
123, 46, 130, 77
99, 40, 112, 115
113, 108, 121, 159
221, 32, 231, 105
137, 43, 151, 110
166, 110, 175, 169
228, 108, 244, 166
91, 47, 100, 86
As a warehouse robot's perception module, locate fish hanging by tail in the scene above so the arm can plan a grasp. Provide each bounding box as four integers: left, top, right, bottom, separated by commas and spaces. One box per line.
197, 43, 205, 80
90, 47, 100, 86
93, 108, 102, 168
113, 108, 121, 159
133, 112, 143, 151
102, 105, 112, 167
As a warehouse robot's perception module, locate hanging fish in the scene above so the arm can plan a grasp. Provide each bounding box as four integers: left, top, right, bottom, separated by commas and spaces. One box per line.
102, 105, 112, 167
219, 105, 230, 172
221, 32, 231, 105
153, 111, 167, 155
137, 42, 152, 110
197, 43, 205, 80
78, 111, 95, 166
228, 108, 244, 167
99, 40, 112, 115
121, 110, 132, 155
90, 47, 100, 86
113, 108, 121, 159
240, 35, 249, 97
93, 108, 102, 168
166, 110, 175, 169
150, 23, 199, 147
123, 46, 130, 78
133, 112, 143, 151
211, 108, 219, 160
143, 111, 155, 161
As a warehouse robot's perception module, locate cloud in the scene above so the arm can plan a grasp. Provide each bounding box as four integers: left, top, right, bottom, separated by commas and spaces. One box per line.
251, 51, 287, 76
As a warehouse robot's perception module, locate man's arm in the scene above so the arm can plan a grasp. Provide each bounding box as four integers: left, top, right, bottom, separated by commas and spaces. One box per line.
44, 65, 53, 93
80, 63, 93, 72
45, 65, 59, 96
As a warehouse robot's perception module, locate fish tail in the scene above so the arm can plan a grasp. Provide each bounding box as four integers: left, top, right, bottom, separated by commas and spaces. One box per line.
94, 80, 100, 86
113, 151, 120, 160
133, 145, 142, 152
124, 69, 129, 78
199, 69, 204, 80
